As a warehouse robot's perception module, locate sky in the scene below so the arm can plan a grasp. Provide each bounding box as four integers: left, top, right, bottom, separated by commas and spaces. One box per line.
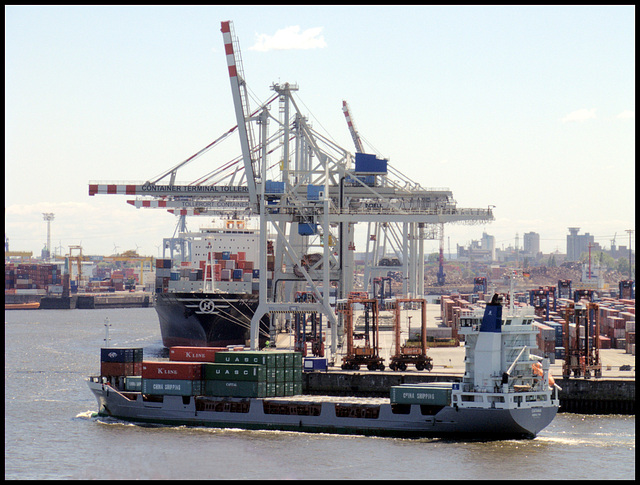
5, 5, 635, 259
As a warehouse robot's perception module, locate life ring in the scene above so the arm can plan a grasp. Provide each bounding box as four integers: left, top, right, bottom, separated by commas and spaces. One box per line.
532, 362, 555, 386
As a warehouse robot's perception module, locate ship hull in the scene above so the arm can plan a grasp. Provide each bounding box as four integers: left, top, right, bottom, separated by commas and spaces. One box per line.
154, 291, 270, 348
88, 379, 557, 440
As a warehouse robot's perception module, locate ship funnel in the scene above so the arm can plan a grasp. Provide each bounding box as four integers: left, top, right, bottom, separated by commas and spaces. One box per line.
480, 296, 502, 333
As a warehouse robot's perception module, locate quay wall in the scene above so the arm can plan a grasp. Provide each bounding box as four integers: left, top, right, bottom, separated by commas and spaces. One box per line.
303, 372, 635, 415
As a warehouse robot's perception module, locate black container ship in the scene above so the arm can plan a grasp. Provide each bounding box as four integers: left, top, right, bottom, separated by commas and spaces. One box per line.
155, 219, 270, 348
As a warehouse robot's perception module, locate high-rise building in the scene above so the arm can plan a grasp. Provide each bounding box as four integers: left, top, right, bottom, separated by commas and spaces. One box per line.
566, 227, 596, 261
481, 232, 495, 261
523, 232, 540, 257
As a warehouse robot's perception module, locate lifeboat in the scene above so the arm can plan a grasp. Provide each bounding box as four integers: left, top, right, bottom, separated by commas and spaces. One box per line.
532, 361, 555, 386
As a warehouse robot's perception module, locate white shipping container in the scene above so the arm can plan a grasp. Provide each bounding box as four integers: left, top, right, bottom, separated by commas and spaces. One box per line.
625, 321, 635, 333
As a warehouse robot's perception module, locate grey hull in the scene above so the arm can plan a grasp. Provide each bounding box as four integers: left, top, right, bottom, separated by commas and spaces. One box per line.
88, 380, 557, 440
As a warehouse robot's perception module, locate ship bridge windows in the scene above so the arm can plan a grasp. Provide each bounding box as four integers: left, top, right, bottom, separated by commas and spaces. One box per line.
460, 318, 480, 329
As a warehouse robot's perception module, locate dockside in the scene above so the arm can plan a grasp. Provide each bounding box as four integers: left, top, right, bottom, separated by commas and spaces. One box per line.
301, 372, 635, 415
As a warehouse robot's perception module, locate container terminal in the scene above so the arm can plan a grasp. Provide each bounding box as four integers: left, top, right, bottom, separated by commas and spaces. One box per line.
6, 20, 634, 416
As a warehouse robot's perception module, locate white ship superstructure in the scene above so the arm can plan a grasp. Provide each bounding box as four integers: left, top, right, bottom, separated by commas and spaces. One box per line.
455, 297, 560, 415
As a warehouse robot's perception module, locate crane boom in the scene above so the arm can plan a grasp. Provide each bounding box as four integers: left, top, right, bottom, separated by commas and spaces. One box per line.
342, 100, 364, 153
221, 20, 258, 210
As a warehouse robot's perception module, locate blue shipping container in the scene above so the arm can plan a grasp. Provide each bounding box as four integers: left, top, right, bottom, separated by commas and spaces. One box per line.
303, 357, 327, 372
233, 269, 243, 280
101, 348, 143, 363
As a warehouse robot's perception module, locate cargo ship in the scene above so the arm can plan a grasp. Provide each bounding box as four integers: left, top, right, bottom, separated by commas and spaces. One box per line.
154, 219, 270, 348
88, 296, 560, 439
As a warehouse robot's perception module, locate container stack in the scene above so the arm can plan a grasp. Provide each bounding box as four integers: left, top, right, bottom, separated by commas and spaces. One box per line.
210, 350, 303, 397
155, 258, 172, 293
534, 322, 557, 360
141, 361, 204, 396
160, 348, 303, 398
5, 263, 61, 292
100, 348, 143, 377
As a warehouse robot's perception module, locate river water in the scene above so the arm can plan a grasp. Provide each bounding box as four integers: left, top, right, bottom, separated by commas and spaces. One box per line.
5, 308, 635, 480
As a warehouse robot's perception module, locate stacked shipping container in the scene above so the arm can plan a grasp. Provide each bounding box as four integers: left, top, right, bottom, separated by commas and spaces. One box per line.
550, 297, 635, 355
100, 348, 143, 377
5, 263, 61, 291
137, 348, 303, 398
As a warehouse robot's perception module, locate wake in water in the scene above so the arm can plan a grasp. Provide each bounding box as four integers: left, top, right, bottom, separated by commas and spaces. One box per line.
74, 410, 98, 420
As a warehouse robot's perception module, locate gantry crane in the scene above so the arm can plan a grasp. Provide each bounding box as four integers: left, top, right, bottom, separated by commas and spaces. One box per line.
88, 20, 496, 356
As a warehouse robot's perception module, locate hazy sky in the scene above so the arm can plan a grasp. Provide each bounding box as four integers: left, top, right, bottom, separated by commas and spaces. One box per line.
5, 5, 635, 258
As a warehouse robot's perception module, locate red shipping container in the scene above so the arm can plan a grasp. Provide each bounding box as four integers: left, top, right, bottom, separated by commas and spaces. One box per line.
169, 346, 227, 363
626, 332, 635, 345
612, 317, 626, 329
237, 251, 246, 261
101, 362, 142, 377
599, 336, 611, 349
142, 361, 203, 380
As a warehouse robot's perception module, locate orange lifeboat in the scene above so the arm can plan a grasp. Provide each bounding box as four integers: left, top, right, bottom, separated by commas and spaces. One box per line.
532, 361, 555, 386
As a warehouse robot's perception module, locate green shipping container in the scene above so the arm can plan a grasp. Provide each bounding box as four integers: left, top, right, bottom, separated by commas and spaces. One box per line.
389, 386, 452, 406
275, 383, 284, 396
204, 380, 266, 398
293, 382, 302, 395
265, 368, 277, 383
214, 351, 275, 368
293, 368, 302, 383
279, 351, 302, 368
284, 368, 294, 382
124, 376, 142, 392
266, 383, 276, 397
142, 379, 203, 396
203, 363, 266, 381
274, 368, 286, 383
284, 382, 294, 396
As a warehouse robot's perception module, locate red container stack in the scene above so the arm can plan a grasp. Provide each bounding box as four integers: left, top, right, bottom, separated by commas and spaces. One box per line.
142, 361, 203, 380
169, 346, 228, 363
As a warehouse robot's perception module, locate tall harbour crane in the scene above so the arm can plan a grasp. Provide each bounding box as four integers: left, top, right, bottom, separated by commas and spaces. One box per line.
88, 19, 495, 355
